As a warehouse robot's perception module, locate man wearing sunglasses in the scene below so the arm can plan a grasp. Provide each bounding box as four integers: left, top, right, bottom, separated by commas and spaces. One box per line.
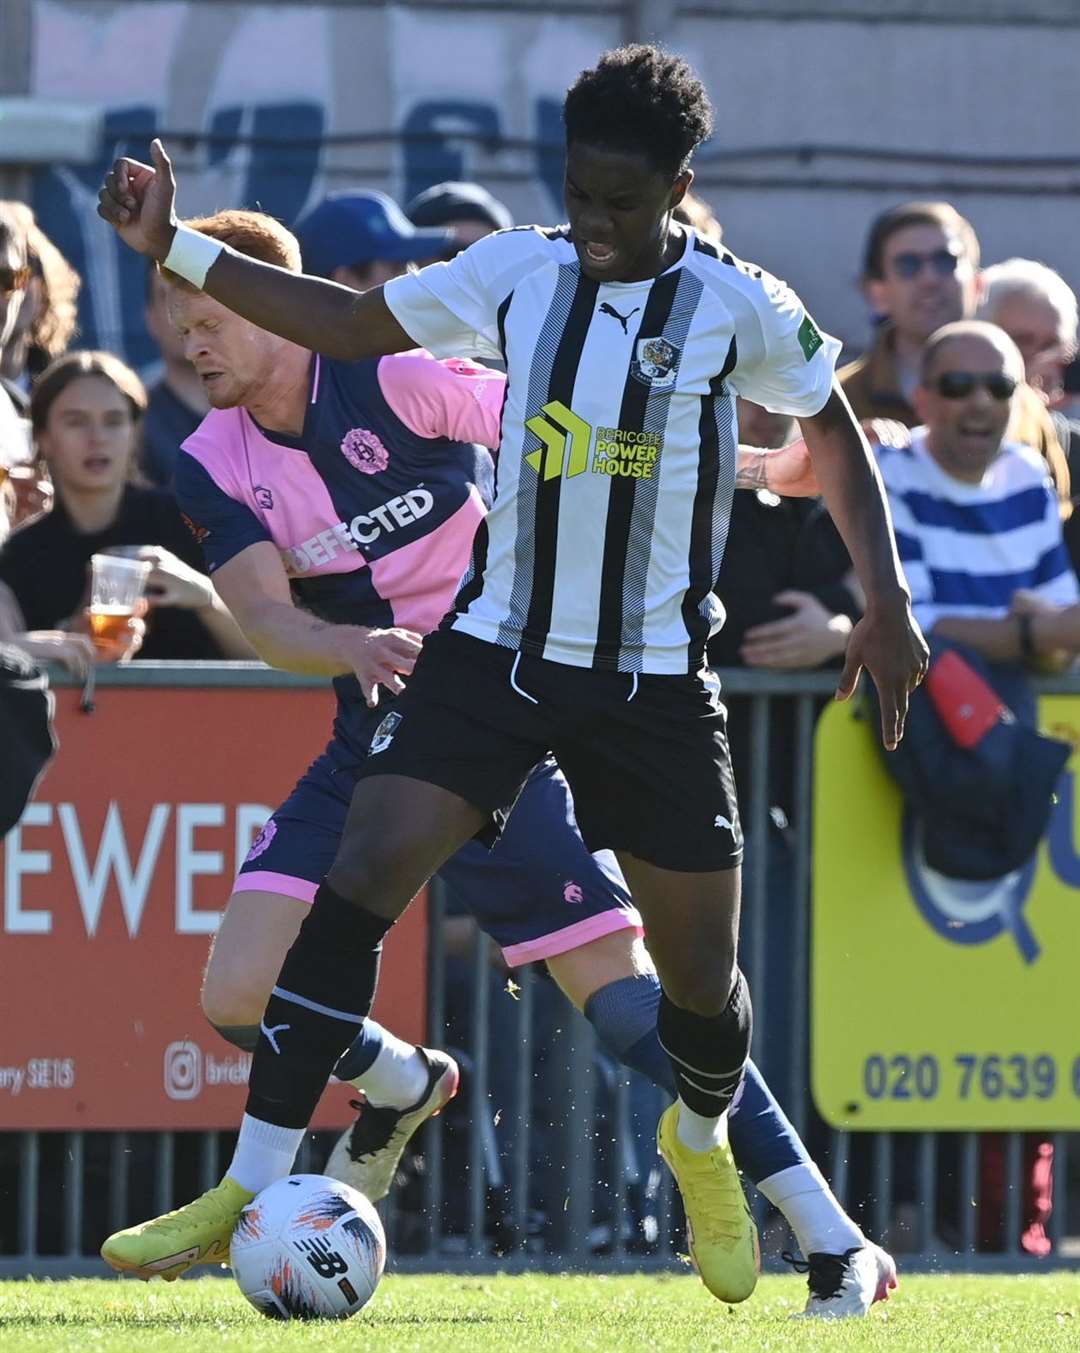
874, 318, 1077, 1260
878, 320, 1079, 662
842, 201, 979, 422
840, 202, 1069, 511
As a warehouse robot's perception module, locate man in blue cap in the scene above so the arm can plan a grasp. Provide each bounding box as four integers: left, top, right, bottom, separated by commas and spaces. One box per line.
294, 190, 452, 290
406, 180, 514, 256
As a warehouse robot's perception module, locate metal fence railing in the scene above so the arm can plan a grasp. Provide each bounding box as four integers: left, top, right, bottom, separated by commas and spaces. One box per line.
1, 665, 1077, 1277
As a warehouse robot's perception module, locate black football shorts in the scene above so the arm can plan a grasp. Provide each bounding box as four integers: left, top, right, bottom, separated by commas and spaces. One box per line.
354, 628, 742, 873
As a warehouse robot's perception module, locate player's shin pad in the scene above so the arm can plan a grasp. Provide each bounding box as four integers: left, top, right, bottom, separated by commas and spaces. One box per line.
245, 884, 391, 1128
656, 970, 752, 1117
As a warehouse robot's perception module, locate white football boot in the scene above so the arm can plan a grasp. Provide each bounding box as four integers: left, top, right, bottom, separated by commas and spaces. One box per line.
325, 1048, 459, 1202
791, 1242, 898, 1318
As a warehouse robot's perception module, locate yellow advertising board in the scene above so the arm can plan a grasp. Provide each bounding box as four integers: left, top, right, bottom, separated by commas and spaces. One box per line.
812, 696, 1080, 1131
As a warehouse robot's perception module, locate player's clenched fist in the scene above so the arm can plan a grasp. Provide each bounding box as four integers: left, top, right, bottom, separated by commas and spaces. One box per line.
97, 138, 178, 261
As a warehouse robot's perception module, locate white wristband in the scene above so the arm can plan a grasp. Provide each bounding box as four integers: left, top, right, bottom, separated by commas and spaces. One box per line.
162, 224, 224, 289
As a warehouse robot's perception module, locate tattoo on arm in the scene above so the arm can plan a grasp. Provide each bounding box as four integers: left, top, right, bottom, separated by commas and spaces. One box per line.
735, 449, 769, 491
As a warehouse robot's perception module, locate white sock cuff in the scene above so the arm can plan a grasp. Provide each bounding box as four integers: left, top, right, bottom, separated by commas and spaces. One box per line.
756, 1160, 830, 1206
163, 224, 224, 289
228, 1114, 306, 1193
756, 1161, 865, 1257
359, 1041, 429, 1108
237, 1113, 306, 1154
674, 1099, 727, 1152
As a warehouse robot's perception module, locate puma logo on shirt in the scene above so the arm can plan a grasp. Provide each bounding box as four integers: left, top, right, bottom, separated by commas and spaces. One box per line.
599, 302, 641, 334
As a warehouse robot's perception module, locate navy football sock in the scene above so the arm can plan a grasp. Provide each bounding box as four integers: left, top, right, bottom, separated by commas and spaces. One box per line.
729, 1060, 807, 1185
333, 1020, 387, 1082
584, 974, 676, 1095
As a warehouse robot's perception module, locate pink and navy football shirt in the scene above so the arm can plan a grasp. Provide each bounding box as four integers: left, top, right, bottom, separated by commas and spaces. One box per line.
177, 349, 504, 715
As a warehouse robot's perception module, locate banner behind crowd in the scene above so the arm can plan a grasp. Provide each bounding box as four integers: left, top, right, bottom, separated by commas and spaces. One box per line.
0, 681, 427, 1130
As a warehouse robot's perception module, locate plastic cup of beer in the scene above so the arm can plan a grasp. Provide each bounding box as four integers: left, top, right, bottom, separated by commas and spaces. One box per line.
87, 553, 150, 656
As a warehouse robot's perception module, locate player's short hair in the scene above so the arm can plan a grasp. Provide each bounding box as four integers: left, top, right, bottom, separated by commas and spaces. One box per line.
563, 44, 714, 179
161, 208, 301, 286
863, 201, 980, 280
30, 350, 147, 433
919, 320, 1024, 385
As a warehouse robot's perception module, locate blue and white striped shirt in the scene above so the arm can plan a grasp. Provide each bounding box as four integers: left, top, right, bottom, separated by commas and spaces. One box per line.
878, 430, 1079, 632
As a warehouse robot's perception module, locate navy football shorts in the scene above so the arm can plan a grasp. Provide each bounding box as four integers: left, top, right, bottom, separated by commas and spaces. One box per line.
234, 705, 642, 967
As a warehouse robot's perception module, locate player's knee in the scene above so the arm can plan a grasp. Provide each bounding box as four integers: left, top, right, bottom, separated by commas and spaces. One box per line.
663, 953, 738, 1017
326, 844, 413, 917
325, 856, 381, 909
200, 967, 270, 1032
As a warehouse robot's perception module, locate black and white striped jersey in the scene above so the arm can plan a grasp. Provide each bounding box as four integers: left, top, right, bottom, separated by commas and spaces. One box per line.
384, 226, 841, 674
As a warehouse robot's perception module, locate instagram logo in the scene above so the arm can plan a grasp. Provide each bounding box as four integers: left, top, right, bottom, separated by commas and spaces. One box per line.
163, 1041, 203, 1101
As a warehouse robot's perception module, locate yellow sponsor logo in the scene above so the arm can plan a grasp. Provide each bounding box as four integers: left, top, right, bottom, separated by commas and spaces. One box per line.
593, 426, 662, 480
523, 403, 663, 482
524, 400, 591, 480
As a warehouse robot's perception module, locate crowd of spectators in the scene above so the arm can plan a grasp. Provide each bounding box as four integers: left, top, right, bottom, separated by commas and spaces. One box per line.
1, 160, 1078, 1258
8, 184, 1080, 681
7, 176, 1075, 693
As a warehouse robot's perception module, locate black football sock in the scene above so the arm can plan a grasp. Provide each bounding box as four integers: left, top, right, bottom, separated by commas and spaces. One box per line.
245, 882, 392, 1128
656, 968, 752, 1118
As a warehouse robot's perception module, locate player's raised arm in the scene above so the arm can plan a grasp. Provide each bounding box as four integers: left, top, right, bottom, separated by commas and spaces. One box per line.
97, 140, 412, 362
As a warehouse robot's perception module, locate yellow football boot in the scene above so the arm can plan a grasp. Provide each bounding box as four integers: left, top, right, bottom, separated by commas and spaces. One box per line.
100, 1175, 254, 1280
657, 1102, 760, 1303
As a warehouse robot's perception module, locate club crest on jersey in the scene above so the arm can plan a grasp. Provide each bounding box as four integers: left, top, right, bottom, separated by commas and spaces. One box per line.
630, 336, 679, 389
245, 818, 278, 861
341, 426, 390, 475
369, 711, 402, 755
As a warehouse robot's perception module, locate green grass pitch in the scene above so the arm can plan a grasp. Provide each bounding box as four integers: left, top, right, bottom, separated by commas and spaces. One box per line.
0, 1272, 1075, 1352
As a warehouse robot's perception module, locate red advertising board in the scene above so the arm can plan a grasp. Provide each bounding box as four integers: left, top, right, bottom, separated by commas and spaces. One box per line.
0, 674, 427, 1130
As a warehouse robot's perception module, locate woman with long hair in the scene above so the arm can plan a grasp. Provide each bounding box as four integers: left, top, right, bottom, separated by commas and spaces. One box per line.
0, 201, 81, 386
0, 350, 251, 660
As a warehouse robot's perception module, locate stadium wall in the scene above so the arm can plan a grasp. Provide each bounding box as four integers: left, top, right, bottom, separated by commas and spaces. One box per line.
6, 0, 1080, 367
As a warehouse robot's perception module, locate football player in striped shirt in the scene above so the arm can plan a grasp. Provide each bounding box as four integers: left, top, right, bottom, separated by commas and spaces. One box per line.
97, 43, 926, 1305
